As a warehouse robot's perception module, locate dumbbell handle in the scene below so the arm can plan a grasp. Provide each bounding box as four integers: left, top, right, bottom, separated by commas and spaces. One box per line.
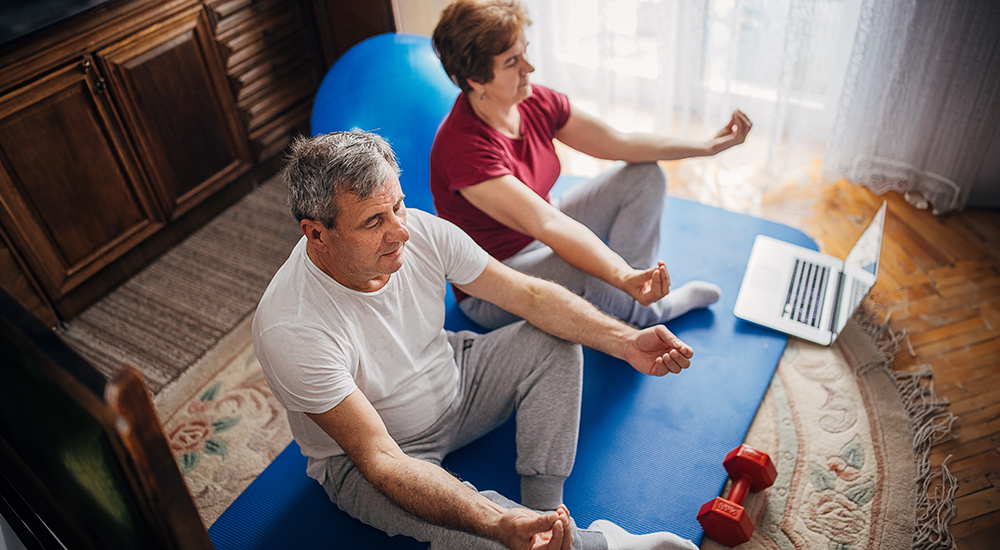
726, 475, 752, 506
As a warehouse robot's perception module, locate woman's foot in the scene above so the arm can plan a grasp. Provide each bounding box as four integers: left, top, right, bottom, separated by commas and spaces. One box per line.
588, 519, 698, 550
662, 281, 722, 320
629, 281, 722, 326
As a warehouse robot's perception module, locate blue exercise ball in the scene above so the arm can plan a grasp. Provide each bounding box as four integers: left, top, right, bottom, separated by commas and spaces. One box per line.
311, 33, 461, 214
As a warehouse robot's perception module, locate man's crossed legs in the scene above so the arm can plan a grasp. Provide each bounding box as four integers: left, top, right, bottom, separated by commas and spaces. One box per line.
320, 321, 695, 550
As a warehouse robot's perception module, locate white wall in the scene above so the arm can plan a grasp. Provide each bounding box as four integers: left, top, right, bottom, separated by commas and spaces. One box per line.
393, 0, 451, 36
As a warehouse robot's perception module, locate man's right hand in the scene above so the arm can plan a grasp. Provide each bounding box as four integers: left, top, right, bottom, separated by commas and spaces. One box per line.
495, 505, 572, 550
623, 324, 693, 376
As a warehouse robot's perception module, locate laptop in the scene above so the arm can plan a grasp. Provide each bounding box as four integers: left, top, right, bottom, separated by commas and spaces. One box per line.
733, 201, 887, 346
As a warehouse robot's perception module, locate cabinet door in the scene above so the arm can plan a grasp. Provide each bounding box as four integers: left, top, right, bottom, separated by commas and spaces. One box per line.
0, 230, 58, 326
98, 6, 252, 220
0, 59, 164, 299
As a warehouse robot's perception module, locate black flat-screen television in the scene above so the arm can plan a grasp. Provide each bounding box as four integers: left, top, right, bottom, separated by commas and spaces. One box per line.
0, 0, 116, 46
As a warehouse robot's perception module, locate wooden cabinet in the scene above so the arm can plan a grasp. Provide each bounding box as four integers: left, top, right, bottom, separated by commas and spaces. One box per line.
206, 0, 323, 162
98, 5, 252, 219
0, 0, 394, 324
0, 232, 57, 327
0, 57, 164, 300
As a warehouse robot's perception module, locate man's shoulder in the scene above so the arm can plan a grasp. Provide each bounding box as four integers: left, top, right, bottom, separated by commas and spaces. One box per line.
254, 238, 338, 334
406, 208, 455, 236
403, 209, 459, 256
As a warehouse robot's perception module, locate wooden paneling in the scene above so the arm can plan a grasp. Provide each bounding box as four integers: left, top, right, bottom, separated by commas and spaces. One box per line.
98, 6, 252, 219
310, 0, 396, 69
0, 232, 57, 326
207, 0, 322, 162
0, 0, 395, 323
0, 59, 163, 297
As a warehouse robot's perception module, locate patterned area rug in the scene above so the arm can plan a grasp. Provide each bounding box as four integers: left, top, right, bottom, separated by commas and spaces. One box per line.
157, 307, 956, 544
702, 310, 956, 550
156, 313, 292, 527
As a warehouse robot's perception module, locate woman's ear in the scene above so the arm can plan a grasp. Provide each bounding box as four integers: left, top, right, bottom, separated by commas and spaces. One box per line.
466, 79, 485, 100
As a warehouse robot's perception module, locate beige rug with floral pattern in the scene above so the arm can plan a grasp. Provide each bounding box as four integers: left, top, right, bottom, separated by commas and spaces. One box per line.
154, 312, 292, 527
702, 309, 956, 550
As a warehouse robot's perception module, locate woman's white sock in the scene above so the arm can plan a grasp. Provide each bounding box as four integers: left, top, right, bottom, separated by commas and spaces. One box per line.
629, 280, 723, 327
587, 519, 698, 550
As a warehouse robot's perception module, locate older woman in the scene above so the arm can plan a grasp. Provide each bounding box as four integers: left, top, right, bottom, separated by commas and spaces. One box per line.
430, 0, 751, 331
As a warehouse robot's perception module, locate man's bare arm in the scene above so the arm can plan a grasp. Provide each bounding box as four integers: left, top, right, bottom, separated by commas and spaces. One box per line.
307, 389, 571, 550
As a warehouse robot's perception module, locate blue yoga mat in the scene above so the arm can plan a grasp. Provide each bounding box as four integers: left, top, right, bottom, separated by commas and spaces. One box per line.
209, 183, 816, 549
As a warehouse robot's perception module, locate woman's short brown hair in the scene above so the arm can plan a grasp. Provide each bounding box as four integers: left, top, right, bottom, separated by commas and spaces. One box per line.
433, 0, 531, 93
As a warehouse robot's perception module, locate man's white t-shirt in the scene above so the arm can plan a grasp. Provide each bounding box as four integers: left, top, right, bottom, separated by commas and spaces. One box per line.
252, 209, 489, 481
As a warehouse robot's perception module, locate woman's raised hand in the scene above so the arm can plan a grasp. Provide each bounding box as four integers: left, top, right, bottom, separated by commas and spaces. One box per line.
709, 110, 752, 154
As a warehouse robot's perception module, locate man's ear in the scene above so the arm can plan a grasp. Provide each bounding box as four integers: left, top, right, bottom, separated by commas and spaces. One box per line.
300, 219, 330, 249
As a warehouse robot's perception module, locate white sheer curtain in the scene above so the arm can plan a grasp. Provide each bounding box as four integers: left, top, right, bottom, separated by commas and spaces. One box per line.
521, 0, 863, 213
823, 0, 1000, 214
518, 0, 1000, 215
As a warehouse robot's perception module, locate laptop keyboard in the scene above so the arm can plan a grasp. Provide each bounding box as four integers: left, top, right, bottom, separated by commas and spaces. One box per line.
848, 277, 867, 316
783, 259, 830, 328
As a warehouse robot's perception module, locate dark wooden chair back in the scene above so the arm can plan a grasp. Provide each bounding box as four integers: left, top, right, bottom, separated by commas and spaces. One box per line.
0, 289, 213, 550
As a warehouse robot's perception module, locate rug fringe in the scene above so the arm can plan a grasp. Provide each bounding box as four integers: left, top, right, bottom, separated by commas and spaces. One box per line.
853, 307, 959, 550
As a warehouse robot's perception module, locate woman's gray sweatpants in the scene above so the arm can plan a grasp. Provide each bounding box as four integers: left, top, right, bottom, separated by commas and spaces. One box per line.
317, 321, 609, 550
460, 162, 667, 329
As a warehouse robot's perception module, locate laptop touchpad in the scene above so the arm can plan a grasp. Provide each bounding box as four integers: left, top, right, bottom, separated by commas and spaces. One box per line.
749, 264, 782, 292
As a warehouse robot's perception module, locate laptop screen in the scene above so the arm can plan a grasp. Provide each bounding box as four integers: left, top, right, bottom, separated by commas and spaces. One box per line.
833, 202, 887, 335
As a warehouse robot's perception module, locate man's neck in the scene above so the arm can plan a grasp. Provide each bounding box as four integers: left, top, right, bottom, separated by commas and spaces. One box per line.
305, 242, 390, 293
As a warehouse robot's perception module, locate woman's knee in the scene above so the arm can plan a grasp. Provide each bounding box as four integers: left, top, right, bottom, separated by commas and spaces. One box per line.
622, 161, 668, 196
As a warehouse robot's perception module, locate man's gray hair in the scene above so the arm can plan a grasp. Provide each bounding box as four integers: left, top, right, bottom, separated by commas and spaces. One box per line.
283, 131, 401, 228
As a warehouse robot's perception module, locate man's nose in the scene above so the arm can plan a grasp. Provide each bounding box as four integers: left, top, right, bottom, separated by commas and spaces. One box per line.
387, 215, 409, 243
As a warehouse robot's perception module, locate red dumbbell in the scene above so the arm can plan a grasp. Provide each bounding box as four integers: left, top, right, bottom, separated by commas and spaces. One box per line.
697, 444, 777, 547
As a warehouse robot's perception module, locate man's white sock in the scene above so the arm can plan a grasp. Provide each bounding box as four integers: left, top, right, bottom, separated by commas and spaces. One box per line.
588, 519, 698, 550
629, 280, 723, 327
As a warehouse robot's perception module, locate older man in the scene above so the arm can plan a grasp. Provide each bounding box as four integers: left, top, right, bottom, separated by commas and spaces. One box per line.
252, 131, 698, 550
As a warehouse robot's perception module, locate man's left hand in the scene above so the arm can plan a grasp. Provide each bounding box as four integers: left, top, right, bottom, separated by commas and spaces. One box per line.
623, 325, 694, 376
496, 505, 572, 550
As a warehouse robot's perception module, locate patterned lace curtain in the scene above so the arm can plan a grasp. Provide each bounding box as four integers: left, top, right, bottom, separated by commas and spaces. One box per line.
522, 0, 864, 213
822, 0, 1000, 214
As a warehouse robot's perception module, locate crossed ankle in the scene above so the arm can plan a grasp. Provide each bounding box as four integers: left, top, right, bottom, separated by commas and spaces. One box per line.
587, 519, 698, 550
629, 280, 723, 327
520, 474, 566, 511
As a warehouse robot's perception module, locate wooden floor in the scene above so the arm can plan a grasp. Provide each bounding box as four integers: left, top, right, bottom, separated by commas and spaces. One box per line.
668, 168, 999, 549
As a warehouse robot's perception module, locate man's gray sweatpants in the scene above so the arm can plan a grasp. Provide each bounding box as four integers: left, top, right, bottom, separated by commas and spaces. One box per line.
317, 321, 609, 550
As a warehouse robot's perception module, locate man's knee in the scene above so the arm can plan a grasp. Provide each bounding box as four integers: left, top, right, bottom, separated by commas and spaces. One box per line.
517, 322, 583, 379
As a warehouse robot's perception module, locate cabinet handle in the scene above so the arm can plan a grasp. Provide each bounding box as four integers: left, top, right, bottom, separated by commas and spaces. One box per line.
94, 78, 108, 95
79, 59, 92, 72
